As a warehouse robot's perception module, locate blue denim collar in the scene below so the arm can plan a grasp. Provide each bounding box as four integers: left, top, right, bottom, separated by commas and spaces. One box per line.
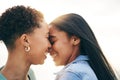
72, 55, 89, 63
54, 55, 89, 75
64, 55, 89, 69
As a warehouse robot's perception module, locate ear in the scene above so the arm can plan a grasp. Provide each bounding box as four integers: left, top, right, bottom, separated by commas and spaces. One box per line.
71, 36, 80, 46
20, 34, 30, 46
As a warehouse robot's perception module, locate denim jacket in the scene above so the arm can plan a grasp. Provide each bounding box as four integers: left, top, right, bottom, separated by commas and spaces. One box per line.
55, 55, 98, 80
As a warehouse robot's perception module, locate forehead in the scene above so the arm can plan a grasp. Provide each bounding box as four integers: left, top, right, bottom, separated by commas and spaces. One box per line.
33, 22, 49, 34
49, 26, 58, 34
49, 26, 68, 38
40, 22, 49, 32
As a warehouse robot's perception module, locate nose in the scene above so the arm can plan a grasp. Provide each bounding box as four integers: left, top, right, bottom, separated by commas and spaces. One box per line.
48, 48, 54, 56
48, 41, 51, 53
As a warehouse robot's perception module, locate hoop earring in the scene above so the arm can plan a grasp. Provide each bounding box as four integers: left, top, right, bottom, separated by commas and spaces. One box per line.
25, 46, 30, 52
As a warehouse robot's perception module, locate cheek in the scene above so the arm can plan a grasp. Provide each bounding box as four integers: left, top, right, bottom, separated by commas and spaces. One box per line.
52, 41, 62, 52
30, 39, 43, 53
53, 41, 72, 54
36, 38, 48, 48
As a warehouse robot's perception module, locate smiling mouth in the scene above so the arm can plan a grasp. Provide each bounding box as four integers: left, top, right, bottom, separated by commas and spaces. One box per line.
51, 52, 57, 58
45, 52, 48, 55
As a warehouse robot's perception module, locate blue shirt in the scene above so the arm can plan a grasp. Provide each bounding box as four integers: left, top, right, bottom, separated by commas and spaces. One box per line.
55, 55, 98, 80
0, 73, 6, 80
0, 68, 36, 80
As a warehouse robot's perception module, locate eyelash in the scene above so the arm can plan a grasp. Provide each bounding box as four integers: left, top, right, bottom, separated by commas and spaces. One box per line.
51, 41, 54, 45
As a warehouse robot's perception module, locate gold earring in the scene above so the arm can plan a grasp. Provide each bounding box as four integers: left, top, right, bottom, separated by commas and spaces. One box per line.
25, 46, 30, 52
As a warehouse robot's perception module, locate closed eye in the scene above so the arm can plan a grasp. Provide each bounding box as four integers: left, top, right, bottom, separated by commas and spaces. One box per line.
49, 36, 56, 45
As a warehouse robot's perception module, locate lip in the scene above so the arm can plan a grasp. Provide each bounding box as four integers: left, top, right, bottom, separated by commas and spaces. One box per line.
51, 52, 57, 60
52, 54, 56, 58
45, 52, 48, 55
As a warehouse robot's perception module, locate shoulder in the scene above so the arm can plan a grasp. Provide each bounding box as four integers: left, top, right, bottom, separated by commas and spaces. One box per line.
0, 66, 36, 80
28, 68, 36, 80
0, 73, 7, 80
66, 60, 92, 73
61, 61, 98, 80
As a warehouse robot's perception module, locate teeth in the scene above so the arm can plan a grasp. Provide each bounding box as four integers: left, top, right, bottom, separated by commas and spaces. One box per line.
45, 52, 48, 55
52, 53, 57, 58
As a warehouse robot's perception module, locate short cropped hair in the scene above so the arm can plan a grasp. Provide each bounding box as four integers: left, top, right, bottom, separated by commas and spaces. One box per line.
0, 5, 44, 48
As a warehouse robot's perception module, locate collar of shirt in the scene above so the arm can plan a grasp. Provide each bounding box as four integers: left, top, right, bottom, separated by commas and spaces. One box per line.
0, 72, 7, 80
55, 55, 89, 75
63, 55, 89, 69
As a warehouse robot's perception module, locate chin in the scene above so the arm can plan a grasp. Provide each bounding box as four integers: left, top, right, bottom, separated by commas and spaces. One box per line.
55, 62, 63, 66
55, 64, 59, 66
39, 61, 45, 64
33, 60, 45, 65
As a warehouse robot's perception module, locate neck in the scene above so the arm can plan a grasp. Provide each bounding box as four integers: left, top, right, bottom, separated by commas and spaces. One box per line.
1, 50, 31, 80
67, 46, 80, 64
